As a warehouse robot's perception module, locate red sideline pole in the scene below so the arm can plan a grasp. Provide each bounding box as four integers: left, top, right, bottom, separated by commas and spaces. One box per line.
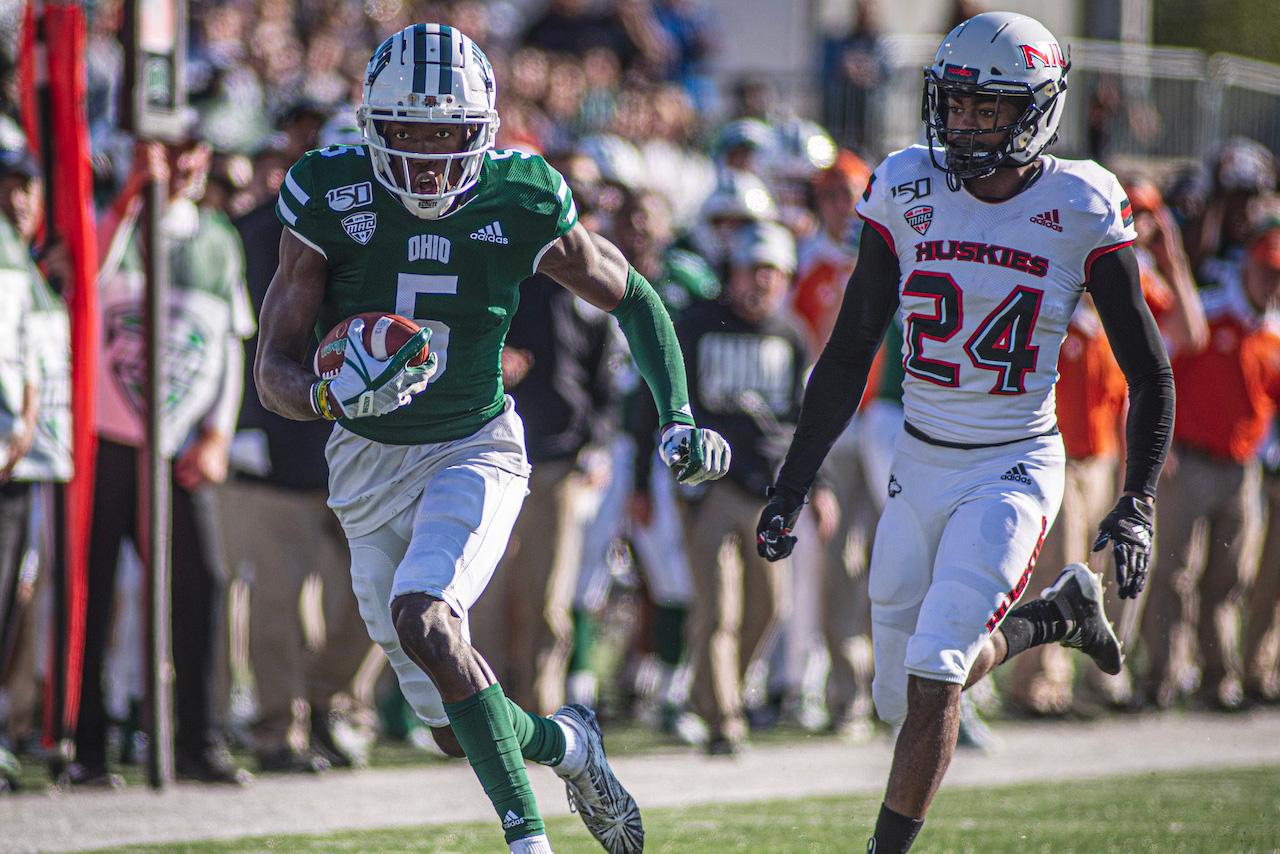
47, 0, 100, 758
20, 0, 99, 761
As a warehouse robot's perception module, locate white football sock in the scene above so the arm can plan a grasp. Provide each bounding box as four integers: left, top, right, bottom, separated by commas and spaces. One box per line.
654, 662, 675, 705
509, 833, 553, 853
566, 670, 598, 707
554, 717, 587, 778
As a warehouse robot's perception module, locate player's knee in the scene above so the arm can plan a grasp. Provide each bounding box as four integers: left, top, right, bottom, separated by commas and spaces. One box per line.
391, 593, 462, 669
430, 724, 466, 758
906, 674, 960, 717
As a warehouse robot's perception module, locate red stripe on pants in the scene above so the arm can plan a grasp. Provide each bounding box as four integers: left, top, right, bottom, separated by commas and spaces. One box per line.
986, 515, 1048, 633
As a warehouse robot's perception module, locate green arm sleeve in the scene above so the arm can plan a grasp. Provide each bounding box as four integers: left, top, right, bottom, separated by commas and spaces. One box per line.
610, 266, 696, 429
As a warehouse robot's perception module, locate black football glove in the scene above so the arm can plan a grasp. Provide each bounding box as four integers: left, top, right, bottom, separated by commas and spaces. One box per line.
1092, 495, 1155, 599
756, 485, 805, 562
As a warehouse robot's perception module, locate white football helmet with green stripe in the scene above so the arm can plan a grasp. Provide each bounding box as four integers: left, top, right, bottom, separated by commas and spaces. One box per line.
358, 24, 499, 219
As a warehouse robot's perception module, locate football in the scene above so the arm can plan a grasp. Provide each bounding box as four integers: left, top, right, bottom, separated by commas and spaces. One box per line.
313, 312, 430, 378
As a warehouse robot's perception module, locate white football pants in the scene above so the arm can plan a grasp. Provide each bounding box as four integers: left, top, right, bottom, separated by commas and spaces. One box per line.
327, 398, 530, 726
868, 428, 1065, 726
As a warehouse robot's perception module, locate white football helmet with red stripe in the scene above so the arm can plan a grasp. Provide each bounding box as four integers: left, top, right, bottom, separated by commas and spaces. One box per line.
358, 24, 499, 219
922, 12, 1069, 180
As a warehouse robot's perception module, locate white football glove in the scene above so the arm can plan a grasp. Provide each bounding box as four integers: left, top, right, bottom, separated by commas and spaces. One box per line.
658, 424, 731, 485
314, 317, 436, 420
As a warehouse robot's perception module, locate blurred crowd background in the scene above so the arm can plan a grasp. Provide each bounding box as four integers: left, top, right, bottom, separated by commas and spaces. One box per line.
0, 0, 1279, 788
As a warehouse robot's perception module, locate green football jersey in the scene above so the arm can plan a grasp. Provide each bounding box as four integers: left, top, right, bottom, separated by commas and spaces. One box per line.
277, 144, 578, 444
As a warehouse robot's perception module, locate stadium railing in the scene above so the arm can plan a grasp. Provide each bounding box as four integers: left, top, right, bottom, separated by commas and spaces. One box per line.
771, 35, 1280, 165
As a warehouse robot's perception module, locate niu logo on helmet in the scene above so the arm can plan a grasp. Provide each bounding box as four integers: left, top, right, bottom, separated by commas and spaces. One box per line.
1020, 42, 1066, 69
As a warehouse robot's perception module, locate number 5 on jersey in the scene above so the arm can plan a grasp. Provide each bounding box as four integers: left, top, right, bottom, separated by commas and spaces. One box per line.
396, 273, 455, 383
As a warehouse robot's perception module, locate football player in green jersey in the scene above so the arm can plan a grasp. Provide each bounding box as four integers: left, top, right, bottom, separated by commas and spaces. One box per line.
255, 24, 730, 854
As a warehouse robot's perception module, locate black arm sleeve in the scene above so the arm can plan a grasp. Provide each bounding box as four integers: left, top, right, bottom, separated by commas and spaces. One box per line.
775, 224, 901, 498
1086, 246, 1175, 498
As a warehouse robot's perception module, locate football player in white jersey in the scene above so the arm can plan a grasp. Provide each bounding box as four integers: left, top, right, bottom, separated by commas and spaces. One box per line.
756, 13, 1174, 852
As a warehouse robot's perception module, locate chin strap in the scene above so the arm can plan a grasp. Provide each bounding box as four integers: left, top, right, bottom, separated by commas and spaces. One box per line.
959, 160, 1044, 201
403, 180, 481, 220
406, 196, 453, 219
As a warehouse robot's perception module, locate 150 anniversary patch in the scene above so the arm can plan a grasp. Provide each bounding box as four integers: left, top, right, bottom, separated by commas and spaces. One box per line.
326, 181, 373, 212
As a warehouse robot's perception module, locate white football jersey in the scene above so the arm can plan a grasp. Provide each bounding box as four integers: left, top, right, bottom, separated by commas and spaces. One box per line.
856, 145, 1137, 445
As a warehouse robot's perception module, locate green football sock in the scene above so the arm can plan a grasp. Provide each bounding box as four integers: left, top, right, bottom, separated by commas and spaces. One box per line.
443, 684, 544, 842
568, 607, 596, 673
506, 697, 567, 766
654, 604, 687, 667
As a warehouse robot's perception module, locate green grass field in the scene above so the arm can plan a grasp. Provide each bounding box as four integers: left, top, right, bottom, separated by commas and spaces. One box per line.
85, 765, 1280, 854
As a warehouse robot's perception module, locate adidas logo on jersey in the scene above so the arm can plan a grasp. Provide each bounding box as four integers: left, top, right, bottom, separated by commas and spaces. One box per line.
501, 810, 525, 829
470, 220, 509, 244
1001, 463, 1033, 485
1029, 209, 1063, 231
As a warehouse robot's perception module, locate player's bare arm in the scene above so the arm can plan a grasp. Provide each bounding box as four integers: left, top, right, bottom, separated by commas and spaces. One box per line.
255, 228, 328, 421
256, 227, 432, 424
539, 221, 732, 484
758, 222, 900, 558
1085, 244, 1176, 597
535, 221, 628, 311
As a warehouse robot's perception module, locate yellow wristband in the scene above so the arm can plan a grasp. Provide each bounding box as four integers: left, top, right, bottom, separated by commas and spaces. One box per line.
312, 379, 337, 421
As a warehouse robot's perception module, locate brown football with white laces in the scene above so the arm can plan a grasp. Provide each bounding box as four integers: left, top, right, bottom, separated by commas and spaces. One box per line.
313, 312, 429, 378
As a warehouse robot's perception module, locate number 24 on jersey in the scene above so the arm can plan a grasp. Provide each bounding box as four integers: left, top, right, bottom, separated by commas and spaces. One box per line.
902, 271, 1043, 395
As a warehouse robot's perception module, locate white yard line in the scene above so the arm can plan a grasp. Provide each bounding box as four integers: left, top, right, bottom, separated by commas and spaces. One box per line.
3, 709, 1279, 853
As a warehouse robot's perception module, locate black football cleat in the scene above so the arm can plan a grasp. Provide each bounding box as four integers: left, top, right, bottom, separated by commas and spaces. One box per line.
310, 711, 356, 769
256, 746, 328, 775
1043, 563, 1124, 676
176, 748, 253, 786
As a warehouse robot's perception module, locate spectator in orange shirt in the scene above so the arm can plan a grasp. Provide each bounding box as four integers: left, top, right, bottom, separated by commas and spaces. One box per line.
1140, 200, 1280, 711
1127, 177, 1209, 355
1243, 416, 1280, 704
793, 150, 871, 354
